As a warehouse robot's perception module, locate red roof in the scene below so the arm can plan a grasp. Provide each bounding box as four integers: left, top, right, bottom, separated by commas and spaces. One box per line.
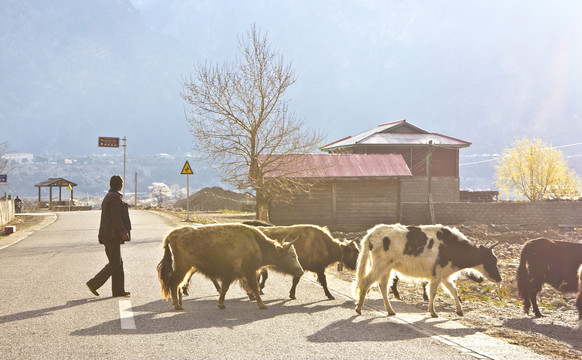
260, 154, 412, 179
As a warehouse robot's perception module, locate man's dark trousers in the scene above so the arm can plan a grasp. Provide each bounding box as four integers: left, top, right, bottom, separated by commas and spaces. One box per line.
87, 240, 124, 295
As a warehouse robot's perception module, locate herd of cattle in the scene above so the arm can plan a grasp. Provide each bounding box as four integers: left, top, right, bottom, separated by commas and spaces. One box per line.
156, 221, 582, 325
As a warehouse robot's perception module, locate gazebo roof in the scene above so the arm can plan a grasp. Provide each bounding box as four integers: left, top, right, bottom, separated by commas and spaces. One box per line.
34, 178, 77, 188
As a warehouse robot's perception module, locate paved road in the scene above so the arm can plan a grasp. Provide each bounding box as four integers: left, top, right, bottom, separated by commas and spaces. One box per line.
0, 210, 549, 359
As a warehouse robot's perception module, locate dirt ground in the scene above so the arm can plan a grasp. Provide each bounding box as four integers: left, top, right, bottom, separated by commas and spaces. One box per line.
331, 224, 582, 360
4, 211, 582, 358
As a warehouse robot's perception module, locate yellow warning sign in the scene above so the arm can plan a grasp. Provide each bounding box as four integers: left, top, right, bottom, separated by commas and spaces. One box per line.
66, 184, 73, 191
181, 161, 194, 175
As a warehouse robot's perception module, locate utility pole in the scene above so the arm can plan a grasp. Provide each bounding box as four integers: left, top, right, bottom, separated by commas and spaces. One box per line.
134, 172, 137, 207
427, 140, 435, 224
122, 136, 127, 198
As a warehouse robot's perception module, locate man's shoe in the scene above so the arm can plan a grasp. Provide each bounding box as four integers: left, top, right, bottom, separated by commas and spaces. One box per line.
113, 291, 130, 297
86, 281, 99, 296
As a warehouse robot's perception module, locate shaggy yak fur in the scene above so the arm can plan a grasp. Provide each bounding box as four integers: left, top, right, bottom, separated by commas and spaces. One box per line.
517, 237, 582, 318
157, 223, 303, 310
255, 224, 360, 300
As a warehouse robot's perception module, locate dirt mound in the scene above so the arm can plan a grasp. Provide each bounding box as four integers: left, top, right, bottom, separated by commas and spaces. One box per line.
174, 187, 254, 212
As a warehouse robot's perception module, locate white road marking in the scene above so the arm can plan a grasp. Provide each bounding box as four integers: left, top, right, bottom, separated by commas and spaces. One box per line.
118, 300, 136, 330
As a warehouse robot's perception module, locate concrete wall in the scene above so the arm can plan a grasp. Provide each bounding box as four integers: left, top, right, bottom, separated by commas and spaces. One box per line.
402, 201, 582, 226
0, 199, 15, 227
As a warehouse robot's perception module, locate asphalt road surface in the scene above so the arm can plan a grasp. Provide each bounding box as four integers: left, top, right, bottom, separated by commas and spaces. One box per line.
0, 210, 550, 359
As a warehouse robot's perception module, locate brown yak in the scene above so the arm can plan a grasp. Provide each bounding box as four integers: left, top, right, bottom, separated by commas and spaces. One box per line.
157, 223, 303, 310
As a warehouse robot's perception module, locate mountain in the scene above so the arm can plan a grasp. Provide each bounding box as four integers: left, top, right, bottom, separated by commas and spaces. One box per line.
0, 0, 194, 155
1, 0, 582, 192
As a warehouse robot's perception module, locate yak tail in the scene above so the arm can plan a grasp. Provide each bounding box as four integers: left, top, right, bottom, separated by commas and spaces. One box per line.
353, 237, 372, 300
516, 242, 532, 314
157, 243, 174, 301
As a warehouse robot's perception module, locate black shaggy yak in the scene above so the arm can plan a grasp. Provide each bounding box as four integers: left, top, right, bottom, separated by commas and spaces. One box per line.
517, 238, 582, 318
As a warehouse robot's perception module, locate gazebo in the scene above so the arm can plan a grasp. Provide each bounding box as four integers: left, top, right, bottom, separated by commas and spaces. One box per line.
34, 178, 77, 207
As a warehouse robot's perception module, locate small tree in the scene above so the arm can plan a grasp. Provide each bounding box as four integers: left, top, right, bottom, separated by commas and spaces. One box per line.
182, 24, 324, 220
495, 137, 581, 201
148, 182, 171, 206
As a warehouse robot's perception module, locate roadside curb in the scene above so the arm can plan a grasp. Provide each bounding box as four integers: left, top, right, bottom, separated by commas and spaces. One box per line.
0, 213, 58, 251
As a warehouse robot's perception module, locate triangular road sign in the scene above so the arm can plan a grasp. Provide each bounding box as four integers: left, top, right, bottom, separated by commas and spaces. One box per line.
66, 184, 73, 191
181, 160, 194, 175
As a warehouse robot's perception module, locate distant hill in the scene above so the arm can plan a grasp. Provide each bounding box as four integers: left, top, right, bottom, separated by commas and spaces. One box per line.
174, 186, 254, 212
0, 0, 194, 155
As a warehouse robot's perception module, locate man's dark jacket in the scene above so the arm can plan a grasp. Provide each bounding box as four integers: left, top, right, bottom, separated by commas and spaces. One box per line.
98, 189, 131, 244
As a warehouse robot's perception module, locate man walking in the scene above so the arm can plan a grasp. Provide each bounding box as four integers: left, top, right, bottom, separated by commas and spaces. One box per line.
86, 175, 131, 297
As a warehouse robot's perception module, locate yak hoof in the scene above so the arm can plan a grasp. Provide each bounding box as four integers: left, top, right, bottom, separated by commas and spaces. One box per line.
456, 310, 464, 316
218, 303, 226, 310
430, 312, 439, 318
326, 294, 335, 300
174, 305, 183, 311
289, 295, 296, 300
535, 313, 544, 318
355, 306, 362, 315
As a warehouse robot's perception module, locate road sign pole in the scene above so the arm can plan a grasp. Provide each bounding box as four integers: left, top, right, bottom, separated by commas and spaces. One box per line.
185, 174, 191, 222
180, 160, 194, 222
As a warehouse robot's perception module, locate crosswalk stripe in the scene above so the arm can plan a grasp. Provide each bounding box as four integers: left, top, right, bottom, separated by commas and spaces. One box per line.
118, 300, 136, 330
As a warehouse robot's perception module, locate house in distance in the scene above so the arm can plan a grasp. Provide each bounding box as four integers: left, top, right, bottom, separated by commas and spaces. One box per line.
266, 120, 471, 227
320, 120, 471, 203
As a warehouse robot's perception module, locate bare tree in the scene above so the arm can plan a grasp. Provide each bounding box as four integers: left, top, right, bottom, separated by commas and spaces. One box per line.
182, 25, 325, 220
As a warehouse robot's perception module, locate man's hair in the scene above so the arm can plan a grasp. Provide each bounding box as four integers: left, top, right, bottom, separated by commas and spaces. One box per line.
110, 175, 123, 190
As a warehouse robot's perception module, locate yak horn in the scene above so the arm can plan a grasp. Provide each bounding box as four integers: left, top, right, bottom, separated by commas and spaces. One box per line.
283, 235, 299, 245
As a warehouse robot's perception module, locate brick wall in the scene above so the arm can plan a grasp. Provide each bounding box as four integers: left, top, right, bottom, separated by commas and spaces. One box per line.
402, 201, 582, 226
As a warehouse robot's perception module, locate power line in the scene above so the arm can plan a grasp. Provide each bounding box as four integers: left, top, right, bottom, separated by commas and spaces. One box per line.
459, 141, 582, 166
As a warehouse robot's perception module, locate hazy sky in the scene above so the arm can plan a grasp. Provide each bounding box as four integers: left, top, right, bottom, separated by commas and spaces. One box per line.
128, 0, 582, 154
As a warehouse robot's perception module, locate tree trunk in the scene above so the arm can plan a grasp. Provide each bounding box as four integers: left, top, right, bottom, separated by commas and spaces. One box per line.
256, 201, 269, 222
255, 187, 269, 221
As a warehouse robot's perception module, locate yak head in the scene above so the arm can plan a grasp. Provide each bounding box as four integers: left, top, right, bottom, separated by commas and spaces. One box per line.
272, 236, 304, 278
340, 239, 360, 270
476, 242, 502, 283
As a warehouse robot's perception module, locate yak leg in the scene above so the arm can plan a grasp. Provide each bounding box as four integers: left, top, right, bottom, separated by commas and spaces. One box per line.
442, 278, 463, 316
289, 276, 301, 300
427, 280, 441, 318
355, 266, 382, 315
170, 272, 185, 310
211, 278, 221, 293
244, 271, 266, 309
422, 282, 429, 301
317, 271, 335, 300
530, 292, 543, 318
529, 278, 544, 317
258, 268, 268, 295
390, 274, 401, 300
378, 273, 396, 316
217, 279, 232, 309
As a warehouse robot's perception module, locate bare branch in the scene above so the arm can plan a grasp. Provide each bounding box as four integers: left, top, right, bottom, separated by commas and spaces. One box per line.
181, 24, 325, 220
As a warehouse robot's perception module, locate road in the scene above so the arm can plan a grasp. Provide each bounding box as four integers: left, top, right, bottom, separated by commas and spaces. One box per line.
0, 210, 550, 359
